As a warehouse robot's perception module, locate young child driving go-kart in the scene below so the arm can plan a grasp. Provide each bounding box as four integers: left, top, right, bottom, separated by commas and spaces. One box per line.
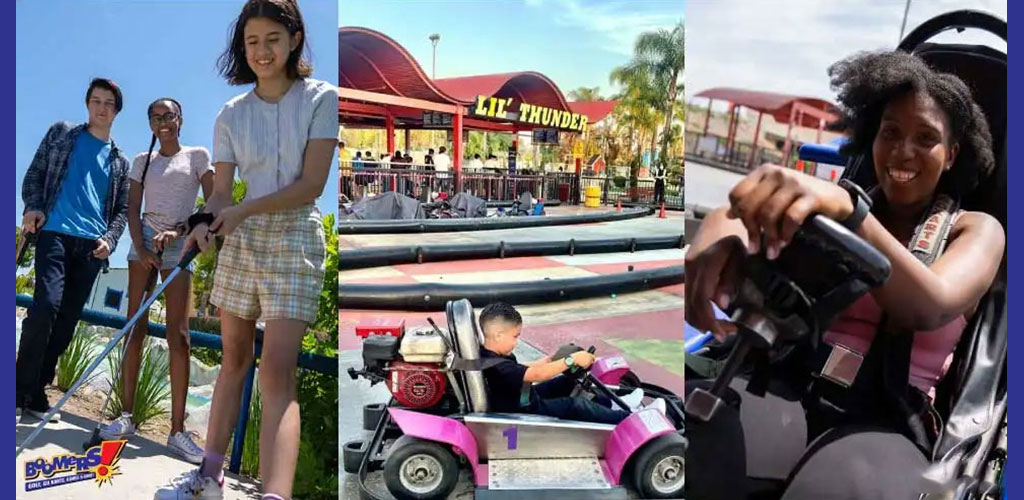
478, 301, 666, 424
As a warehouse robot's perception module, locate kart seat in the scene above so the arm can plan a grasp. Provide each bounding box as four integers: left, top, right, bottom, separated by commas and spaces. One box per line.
446, 299, 490, 413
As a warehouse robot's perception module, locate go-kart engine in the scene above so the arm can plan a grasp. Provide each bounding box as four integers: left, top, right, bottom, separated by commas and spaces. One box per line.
385, 360, 447, 408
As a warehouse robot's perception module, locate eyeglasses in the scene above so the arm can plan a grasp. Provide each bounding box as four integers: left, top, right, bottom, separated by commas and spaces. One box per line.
149, 112, 180, 125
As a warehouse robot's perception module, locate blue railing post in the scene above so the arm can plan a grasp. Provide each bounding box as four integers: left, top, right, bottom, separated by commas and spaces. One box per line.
228, 361, 257, 473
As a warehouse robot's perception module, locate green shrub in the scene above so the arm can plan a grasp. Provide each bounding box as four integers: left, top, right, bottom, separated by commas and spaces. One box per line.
613, 175, 627, 188
240, 377, 262, 477
106, 337, 170, 430
56, 325, 100, 392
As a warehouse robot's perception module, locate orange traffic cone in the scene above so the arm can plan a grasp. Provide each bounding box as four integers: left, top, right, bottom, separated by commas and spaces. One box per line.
617, 199, 622, 212
658, 202, 666, 219
830, 169, 837, 182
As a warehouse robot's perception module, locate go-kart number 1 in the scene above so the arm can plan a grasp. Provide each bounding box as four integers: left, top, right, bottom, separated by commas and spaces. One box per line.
502, 427, 518, 450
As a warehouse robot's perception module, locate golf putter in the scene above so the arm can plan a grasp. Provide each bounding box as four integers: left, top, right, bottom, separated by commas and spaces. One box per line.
16, 231, 35, 270
17, 246, 202, 457
82, 254, 162, 451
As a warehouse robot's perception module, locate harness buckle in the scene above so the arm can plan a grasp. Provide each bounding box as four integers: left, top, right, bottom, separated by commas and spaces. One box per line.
817, 343, 863, 388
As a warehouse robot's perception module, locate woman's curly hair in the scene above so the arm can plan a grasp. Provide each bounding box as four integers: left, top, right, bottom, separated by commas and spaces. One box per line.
828, 50, 994, 198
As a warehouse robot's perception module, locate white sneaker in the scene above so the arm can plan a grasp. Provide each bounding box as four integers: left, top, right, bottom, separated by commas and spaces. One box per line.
619, 388, 645, 411
167, 431, 204, 464
25, 407, 60, 422
644, 398, 668, 415
99, 413, 137, 440
153, 469, 223, 500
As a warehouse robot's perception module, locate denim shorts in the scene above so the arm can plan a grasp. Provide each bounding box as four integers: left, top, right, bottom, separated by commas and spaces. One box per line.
126, 223, 193, 272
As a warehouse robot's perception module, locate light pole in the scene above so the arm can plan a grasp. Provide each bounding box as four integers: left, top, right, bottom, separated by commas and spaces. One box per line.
429, 33, 440, 79
898, 0, 912, 44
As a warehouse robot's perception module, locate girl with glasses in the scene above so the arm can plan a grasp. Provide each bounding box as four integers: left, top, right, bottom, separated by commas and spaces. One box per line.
100, 97, 214, 464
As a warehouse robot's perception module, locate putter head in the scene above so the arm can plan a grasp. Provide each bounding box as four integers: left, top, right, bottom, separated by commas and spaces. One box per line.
83, 429, 102, 451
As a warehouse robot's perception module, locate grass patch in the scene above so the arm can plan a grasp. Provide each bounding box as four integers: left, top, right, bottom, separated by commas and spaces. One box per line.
603, 338, 685, 376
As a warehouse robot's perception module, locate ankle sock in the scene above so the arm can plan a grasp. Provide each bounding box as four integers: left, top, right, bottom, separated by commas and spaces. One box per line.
262, 495, 286, 500
200, 452, 225, 480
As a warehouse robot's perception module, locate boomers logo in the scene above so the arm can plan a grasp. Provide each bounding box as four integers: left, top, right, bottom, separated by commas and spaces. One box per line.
23, 440, 127, 492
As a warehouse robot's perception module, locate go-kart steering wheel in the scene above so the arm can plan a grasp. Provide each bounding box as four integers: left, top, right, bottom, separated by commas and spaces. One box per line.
685, 213, 892, 422
565, 346, 635, 412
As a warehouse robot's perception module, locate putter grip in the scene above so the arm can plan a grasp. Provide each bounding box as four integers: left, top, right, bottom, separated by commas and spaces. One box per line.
179, 246, 201, 269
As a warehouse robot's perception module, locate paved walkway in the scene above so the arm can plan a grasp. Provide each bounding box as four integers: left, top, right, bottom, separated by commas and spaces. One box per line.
16, 412, 260, 499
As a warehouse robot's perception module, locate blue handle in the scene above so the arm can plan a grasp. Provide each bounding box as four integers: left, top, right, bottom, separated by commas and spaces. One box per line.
798, 138, 849, 166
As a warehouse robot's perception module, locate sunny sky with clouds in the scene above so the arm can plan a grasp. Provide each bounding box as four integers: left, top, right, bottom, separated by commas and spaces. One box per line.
686, 0, 1006, 103
340, 0, 684, 99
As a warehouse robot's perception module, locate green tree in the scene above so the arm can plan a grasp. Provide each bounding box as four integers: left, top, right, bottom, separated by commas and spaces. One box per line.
629, 22, 685, 169
567, 86, 603, 101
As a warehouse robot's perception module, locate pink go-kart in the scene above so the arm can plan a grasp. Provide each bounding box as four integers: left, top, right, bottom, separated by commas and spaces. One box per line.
344, 298, 687, 499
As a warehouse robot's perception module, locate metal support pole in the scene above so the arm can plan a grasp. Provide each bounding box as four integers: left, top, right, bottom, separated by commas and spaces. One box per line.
228, 361, 257, 474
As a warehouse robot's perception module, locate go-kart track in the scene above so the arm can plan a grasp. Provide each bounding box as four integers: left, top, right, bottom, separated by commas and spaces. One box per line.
339, 205, 686, 499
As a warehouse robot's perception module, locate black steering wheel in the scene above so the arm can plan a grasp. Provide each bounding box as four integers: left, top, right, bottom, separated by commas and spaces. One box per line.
686, 214, 892, 422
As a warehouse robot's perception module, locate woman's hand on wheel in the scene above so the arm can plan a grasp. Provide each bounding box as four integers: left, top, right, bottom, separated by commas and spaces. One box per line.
685, 235, 745, 342
727, 164, 853, 259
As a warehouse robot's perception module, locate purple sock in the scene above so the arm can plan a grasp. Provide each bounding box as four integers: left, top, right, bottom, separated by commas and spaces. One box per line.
200, 451, 224, 480
262, 495, 286, 500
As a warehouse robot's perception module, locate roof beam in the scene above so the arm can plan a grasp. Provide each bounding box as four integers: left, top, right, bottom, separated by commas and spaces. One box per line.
339, 87, 460, 114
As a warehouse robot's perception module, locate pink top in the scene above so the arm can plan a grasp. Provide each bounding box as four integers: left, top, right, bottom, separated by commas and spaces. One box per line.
823, 294, 966, 399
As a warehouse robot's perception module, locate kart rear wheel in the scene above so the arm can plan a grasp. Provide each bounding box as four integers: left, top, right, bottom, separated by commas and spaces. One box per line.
384, 436, 459, 500
630, 433, 687, 499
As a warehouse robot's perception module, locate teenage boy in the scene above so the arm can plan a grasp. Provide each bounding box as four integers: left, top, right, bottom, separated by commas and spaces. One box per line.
17, 78, 132, 424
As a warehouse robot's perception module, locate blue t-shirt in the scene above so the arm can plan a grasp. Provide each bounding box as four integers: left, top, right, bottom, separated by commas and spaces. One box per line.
42, 131, 112, 239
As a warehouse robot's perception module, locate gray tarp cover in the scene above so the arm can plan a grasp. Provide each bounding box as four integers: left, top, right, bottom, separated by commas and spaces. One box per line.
449, 192, 488, 218
518, 191, 534, 214
342, 191, 425, 220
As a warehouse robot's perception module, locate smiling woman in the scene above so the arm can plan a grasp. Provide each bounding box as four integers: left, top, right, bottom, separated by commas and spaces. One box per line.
684, 20, 1007, 500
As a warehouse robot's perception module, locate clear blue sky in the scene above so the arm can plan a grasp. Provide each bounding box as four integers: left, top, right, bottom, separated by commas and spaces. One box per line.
15, 0, 338, 269
339, 0, 683, 99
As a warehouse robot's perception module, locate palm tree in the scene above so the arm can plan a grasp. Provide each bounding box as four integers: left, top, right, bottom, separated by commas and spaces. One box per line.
567, 86, 603, 102
611, 60, 663, 198
617, 22, 685, 169
635, 22, 684, 168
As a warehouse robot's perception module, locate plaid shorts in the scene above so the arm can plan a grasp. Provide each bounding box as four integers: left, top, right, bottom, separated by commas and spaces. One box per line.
210, 205, 325, 323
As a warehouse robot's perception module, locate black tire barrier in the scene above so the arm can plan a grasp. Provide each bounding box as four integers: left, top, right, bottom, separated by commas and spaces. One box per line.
339, 265, 684, 311
339, 206, 653, 234
340, 235, 685, 269
485, 199, 562, 207
619, 201, 686, 212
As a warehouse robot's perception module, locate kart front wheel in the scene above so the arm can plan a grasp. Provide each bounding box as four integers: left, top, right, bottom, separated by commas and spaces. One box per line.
383, 436, 459, 500
631, 433, 687, 499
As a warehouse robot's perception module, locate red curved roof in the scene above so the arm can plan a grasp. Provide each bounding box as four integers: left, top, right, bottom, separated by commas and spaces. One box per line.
568, 100, 618, 124
434, 72, 570, 110
695, 87, 837, 128
339, 26, 460, 104
339, 27, 578, 114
